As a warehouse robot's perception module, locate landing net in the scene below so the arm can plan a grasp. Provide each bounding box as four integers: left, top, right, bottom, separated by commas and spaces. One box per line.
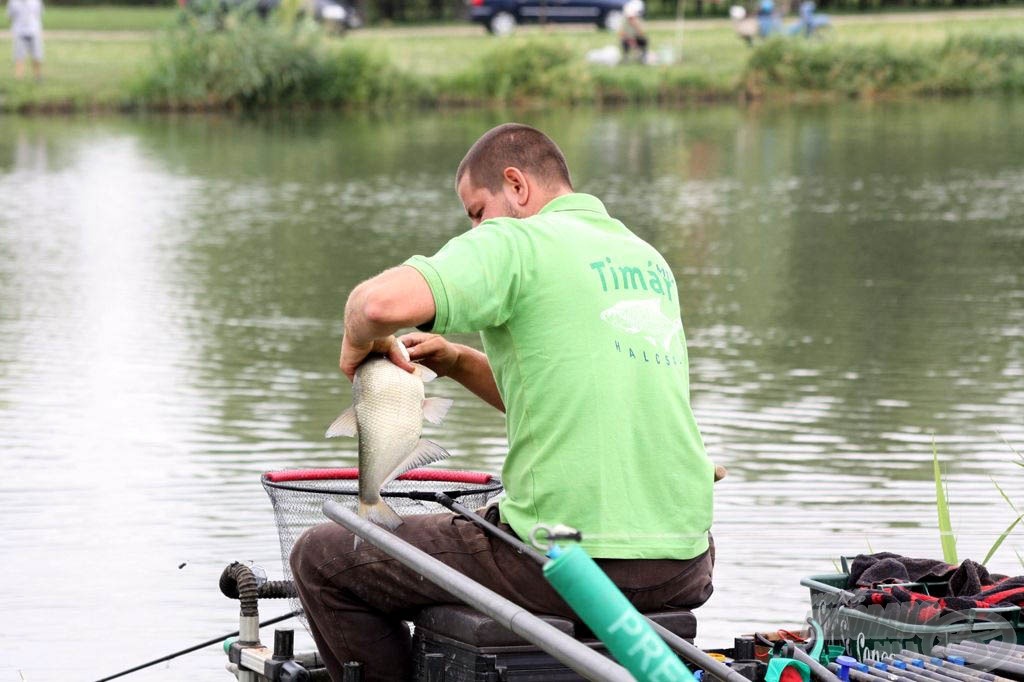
262, 467, 503, 623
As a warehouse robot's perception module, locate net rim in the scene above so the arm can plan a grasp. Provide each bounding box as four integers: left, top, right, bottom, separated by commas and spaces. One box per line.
261, 467, 503, 499
263, 467, 497, 484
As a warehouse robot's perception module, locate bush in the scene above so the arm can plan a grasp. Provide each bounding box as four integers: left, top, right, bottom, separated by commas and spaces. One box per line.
134, 5, 432, 109
320, 45, 431, 107
744, 38, 932, 97
742, 33, 1024, 99
443, 39, 584, 103
135, 9, 330, 108
926, 33, 1024, 94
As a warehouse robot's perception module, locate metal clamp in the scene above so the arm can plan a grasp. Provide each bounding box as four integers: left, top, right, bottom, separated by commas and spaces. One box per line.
529, 524, 583, 552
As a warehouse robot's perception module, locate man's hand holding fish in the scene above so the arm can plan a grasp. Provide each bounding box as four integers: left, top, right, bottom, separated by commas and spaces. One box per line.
338, 264, 434, 381
399, 332, 505, 412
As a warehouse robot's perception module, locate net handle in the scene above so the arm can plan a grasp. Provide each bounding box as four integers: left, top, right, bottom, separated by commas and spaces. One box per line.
263, 468, 496, 485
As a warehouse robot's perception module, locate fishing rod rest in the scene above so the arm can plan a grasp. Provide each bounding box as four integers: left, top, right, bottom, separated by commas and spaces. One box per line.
220, 562, 312, 681
225, 632, 311, 682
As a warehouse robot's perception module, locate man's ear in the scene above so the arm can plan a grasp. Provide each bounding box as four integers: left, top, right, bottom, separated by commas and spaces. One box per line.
502, 167, 530, 207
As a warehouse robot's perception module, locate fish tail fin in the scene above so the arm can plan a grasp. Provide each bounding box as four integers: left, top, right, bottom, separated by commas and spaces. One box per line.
358, 499, 404, 530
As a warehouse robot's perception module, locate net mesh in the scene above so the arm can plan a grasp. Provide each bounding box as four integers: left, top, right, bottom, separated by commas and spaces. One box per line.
262, 467, 503, 623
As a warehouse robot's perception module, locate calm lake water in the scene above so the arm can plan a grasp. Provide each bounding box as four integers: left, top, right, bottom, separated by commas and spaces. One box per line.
2, 101, 1023, 681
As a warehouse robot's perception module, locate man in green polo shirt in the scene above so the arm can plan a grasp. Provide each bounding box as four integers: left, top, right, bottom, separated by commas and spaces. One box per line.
290, 123, 714, 682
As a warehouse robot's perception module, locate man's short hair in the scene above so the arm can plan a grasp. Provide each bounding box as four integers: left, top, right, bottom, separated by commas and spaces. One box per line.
456, 123, 573, 193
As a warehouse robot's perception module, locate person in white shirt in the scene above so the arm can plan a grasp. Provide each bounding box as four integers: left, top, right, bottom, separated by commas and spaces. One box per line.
619, 0, 648, 63
6, 0, 44, 80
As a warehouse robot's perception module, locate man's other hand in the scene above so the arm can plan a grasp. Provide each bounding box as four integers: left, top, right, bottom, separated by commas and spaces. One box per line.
399, 332, 461, 378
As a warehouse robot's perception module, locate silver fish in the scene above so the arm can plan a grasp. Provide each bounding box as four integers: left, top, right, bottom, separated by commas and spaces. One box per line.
599, 298, 683, 351
325, 353, 453, 530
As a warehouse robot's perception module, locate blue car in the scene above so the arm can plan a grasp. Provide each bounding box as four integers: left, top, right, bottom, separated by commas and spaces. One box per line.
468, 0, 630, 35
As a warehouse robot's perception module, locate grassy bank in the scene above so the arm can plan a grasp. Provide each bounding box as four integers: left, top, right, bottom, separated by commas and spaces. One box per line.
43, 5, 178, 31
2, 8, 1024, 111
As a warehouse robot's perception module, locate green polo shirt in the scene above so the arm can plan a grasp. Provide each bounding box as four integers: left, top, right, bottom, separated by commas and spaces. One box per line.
405, 193, 712, 559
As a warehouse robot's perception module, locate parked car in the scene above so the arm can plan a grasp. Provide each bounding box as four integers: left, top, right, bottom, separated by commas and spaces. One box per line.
468, 0, 630, 35
311, 0, 363, 32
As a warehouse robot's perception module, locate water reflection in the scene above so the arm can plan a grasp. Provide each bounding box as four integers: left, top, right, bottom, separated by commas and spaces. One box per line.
1, 102, 1022, 680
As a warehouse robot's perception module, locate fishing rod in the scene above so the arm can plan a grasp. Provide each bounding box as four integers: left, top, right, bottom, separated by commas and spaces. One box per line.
416, 490, 754, 682
891, 652, 1010, 682
94, 610, 301, 682
936, 643, 1024, 677
784, 642, 843, 682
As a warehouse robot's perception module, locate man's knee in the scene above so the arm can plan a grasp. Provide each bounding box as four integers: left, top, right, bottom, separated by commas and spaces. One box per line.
290, 523, 347, 587
289, 526, 316, 586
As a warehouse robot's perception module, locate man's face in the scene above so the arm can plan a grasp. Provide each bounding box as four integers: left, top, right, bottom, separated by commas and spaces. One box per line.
457, 171, 525, 228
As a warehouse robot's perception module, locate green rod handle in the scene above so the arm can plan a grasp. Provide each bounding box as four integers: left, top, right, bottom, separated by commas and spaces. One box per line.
544, 543, 697, 682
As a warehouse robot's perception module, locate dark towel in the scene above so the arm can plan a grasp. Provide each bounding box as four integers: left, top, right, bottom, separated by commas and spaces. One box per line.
849, 552, 965, 586
843, 553, 1015, 622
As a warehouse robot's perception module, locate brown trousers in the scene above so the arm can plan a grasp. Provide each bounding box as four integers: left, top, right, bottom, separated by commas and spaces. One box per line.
290, 511, 714, 682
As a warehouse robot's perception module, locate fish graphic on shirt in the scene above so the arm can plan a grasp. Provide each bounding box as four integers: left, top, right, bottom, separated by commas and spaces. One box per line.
599, 299, 683, 351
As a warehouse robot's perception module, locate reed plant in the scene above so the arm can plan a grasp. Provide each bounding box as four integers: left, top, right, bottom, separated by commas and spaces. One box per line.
932, 441, 1024, 567
985, 440, 1024, 566
934, 445, 958, 564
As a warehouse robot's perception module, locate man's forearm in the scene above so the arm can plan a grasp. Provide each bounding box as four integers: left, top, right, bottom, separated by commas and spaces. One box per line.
343, 266, 437, 346
449, 345, 505, 413
343, 284, 403, 346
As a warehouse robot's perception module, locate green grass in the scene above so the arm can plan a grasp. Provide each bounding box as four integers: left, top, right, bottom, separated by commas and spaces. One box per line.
43, 5, 178, 31
0, 35, 151, 110
2, 8, 1024, 111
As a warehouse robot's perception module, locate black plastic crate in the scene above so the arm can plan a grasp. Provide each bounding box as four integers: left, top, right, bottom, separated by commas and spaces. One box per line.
414, 628, 593, 681
411, 605, 698, 682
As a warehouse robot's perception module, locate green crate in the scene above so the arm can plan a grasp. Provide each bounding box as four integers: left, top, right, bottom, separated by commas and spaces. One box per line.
801, 572, 1023, 662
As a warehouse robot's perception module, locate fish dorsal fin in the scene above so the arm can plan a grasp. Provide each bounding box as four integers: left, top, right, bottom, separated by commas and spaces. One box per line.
325, 407, 357, 438
395, 339, 411, 363
382, 439, 451, 486
422, 397, 453, 425
414, 364, 438, 383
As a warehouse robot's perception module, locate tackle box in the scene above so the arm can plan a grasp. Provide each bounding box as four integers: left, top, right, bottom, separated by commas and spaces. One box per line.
802, 558, 1024, 661
411, 605, 698, 681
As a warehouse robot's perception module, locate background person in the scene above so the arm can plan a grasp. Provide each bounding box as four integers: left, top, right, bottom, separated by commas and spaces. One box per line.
6, 0, 43, 81
290, 123, 715, 682
619, 0, 649, 63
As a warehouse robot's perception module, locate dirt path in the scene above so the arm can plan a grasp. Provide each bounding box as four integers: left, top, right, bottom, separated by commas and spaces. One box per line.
40, 6, 1024, 41
40, 29, 154, 41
